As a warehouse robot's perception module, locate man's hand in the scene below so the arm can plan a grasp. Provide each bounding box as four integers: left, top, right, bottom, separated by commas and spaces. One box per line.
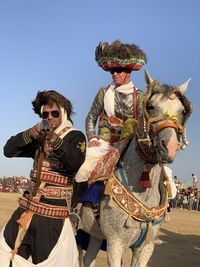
29, 123, 42, 140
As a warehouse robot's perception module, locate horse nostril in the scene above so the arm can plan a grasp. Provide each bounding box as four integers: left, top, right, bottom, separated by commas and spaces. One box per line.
177, 142, 181, 150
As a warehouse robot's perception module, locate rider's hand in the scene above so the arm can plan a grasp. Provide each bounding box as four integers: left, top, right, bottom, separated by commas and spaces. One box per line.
88, 137, 101, 147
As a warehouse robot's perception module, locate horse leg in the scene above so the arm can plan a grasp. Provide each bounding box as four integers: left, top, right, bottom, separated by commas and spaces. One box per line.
130, 222, 160, 267
130, 242, 155, 267
83, 236, 103, 267
107, 239, 125, 267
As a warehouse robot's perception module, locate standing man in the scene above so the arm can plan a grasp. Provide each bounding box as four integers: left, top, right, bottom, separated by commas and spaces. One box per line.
0, 90, 86, 266
192, 173, 198, 187
76, 39, 147, 183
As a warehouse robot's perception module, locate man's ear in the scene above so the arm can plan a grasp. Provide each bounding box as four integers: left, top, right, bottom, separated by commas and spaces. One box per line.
127, 72, 131, 79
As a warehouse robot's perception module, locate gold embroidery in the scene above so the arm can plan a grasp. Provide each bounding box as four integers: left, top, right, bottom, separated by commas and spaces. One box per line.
165, 110, 178, 122
77, 141, 86, 153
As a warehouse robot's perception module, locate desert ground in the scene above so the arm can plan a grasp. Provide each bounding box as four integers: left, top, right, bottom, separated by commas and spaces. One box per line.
0, 192, 199, 267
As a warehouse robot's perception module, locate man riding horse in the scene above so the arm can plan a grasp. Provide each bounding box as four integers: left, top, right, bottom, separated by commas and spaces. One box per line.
74, 41, 192, 267
75, 39, 148, 199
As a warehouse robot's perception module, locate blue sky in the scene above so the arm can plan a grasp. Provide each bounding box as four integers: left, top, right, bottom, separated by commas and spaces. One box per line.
0, 0, 199, 184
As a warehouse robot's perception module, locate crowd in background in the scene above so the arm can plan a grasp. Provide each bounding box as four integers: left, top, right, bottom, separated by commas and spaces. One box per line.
0, 176, 29, 194
0, 175, 199, 211
170, 186, 200, 211
169, 175, 200, 211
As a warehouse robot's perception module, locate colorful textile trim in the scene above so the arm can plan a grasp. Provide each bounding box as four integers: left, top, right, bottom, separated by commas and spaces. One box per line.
88, 147, 120, 185
104, 173, 168, 222
34, 156, 63, 170
38, 185, 73, 200
30, 169, 73, 186
19, 197, 69, 219
87, 139, 129, 185
97, 57, 145, 71
99, 112, 124, 143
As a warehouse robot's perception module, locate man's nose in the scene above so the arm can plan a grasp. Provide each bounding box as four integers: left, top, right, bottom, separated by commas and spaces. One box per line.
47, 113, 53, 119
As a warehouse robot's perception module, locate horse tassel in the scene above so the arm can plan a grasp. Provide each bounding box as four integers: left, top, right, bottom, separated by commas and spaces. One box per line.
138, 170, 152, 188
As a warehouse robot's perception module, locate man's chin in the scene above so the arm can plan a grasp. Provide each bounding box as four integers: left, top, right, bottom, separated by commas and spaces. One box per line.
50, 125, 57, 131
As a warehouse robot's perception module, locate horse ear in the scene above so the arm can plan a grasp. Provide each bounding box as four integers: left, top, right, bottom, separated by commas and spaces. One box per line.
177, 78, 191, 94
144, 69, 154, 89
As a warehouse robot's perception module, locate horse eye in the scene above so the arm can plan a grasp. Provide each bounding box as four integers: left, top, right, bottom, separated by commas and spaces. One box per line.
177, 133, 182, 142
182, 109, 186, 115
147, 104, 154, 111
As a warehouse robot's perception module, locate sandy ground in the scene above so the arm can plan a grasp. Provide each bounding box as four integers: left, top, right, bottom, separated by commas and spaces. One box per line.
0, 192, 200, 267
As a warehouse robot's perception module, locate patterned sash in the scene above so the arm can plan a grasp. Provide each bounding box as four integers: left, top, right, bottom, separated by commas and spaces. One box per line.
104, 172, 168, 222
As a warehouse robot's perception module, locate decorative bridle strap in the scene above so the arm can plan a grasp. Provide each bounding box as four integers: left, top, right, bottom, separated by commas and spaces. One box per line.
133, 86, 138, 119
136, 139, 156, 163
152, 121, 182, 135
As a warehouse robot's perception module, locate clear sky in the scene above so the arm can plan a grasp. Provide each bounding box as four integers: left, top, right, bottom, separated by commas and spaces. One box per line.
0, 0, 199, 185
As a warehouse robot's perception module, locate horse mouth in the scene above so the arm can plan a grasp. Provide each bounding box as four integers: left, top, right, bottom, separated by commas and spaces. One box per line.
155, 138, 176, 163
156, 141, 179, 163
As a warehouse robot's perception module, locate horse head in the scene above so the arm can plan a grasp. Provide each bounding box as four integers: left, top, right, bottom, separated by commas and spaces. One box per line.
136, 69, 193, 163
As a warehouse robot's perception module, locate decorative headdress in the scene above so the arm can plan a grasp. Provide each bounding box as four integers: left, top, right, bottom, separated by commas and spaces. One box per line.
95, 40, 147, 72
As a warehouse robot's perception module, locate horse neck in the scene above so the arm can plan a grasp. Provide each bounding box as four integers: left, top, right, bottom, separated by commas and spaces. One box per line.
119, 137, 164, 207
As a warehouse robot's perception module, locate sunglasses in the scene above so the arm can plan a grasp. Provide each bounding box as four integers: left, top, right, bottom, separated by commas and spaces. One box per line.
41, 110, 60, 119
110, 68, 130, 74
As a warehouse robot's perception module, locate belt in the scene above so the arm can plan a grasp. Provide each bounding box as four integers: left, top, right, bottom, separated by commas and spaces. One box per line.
19, 197, 69, 219
30, 170, 73, 186
38, 185, 73, 200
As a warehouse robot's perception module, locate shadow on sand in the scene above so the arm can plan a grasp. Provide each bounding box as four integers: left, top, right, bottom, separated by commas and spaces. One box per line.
149, 228, 200, 267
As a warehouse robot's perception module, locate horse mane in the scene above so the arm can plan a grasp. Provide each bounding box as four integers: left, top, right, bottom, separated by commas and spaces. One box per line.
151, 83, 176, 100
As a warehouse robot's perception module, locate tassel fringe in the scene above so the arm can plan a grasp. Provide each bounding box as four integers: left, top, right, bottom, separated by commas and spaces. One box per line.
138, 170, 152, 188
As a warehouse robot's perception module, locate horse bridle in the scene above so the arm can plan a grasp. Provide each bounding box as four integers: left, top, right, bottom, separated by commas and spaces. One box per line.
148, 113, 183, 136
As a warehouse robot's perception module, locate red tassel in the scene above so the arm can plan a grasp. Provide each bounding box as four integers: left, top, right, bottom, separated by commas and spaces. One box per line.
138, 170, 152, 188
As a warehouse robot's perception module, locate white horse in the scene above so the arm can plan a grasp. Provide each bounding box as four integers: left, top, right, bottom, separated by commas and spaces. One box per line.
78, 70, 192, 267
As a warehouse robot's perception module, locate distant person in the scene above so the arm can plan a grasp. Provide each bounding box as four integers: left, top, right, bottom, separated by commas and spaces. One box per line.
164, 166, 177, 222
182, 195, 188, 209
188, 191, 195, 210
192, 173, 198, 187
196, 189, 200, 211
0, 90, 86, 266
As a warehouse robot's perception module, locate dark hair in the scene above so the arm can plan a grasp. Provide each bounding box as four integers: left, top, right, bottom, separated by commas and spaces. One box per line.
32, 90, 74, 123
